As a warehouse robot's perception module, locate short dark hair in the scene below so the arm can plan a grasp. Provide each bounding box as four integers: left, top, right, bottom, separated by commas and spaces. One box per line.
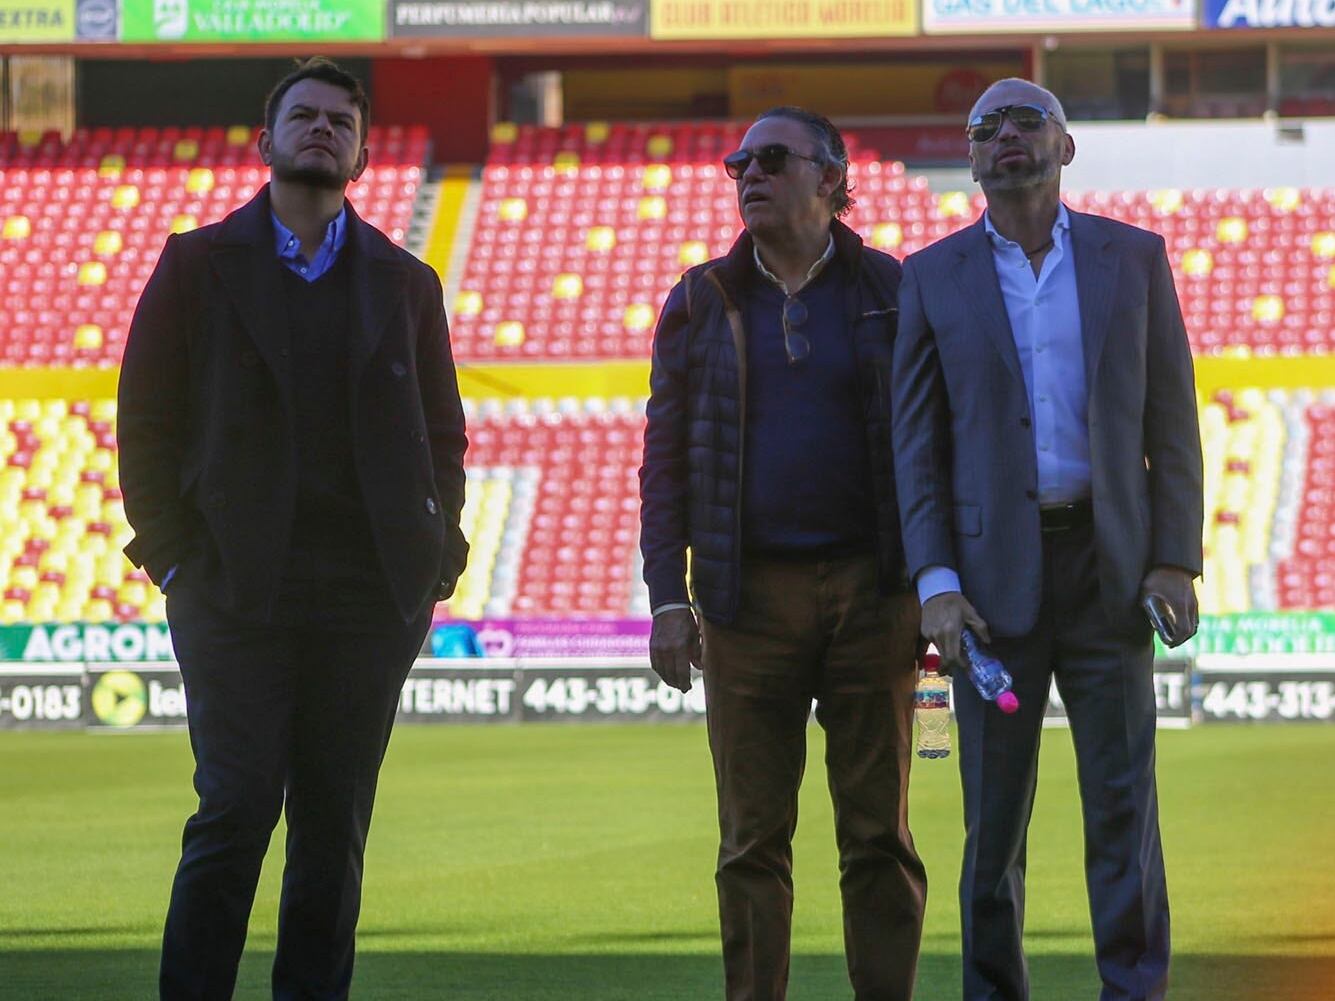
756, 106, 855, 218
264, 57, 370, 143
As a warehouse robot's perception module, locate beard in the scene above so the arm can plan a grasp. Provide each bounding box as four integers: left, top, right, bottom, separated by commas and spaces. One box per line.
979, 145, 1060, 192
269, 148, 352, 191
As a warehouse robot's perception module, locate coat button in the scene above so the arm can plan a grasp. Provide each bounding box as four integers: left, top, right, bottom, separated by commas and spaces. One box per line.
280, 347, 291, 358
391, 362, 408, 378
425, 497, 438, 515
1020, 416, 1031, 428
412, 430, 425, 444
240, 350, 259, 367
1025, 490, 1037, 501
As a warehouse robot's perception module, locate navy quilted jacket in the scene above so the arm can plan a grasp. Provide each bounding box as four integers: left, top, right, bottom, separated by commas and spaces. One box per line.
639, 220, 911, 625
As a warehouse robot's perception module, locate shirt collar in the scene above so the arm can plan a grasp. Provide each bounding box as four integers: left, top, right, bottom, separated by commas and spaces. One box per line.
271, 206, 347, 261
754, 233, 836, 295
984, 202, 1070, 252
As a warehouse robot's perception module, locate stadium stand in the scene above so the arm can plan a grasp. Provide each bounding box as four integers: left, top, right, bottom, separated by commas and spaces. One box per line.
0, 125, 427, 367
2, 121, 1333, 622
453, 124, 1335, 361
4, 389, 1330, 622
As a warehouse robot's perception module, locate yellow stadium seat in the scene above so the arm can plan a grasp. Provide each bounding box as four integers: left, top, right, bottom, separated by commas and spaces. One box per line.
646, 134, 673, 159
186, 167, 215, 194
454, 291, 483, 317
3, 215, 32, 240
1217, 217, 1248, 243
490, 122, 518, 144
638, 197, 666, 221
1251, 295, 1284, 323
936, 192, 971, 218
74, 325, 104, 350
585, 122, 610, 143
1181, 249, 1213, 277
623, 304, 655, 333
552, 274, 584, 300
174, 139, 200, 162
83, 598, 114, 622
585, 226, 616, 252
78, 262, 108, 286
226, 125, 252, 145
678, 241, 708, 267
171, 215, 198, 234
98, 154, 125, 178
1263, 187, 1300, 212
494, 322, 525, 347
871, 223, 903, 250
642, 165, 672, 192
498, 198, 528, 222
110, 185, 140, 210
1148, 189, 1183, 214
93, 230, 123, 256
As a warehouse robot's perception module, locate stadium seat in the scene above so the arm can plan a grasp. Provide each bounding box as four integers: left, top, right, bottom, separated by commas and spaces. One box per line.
0, 126, 427, 368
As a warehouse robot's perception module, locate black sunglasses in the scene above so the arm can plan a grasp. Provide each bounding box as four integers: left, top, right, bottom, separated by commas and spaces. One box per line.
783, 296, 810, 366
724, 143, 824, 181
966, 104, 1055, 144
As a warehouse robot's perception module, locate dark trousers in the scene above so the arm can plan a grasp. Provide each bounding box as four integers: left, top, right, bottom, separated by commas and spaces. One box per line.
159, 577, 432, 1001
700, 555, 927, 1001
955, 522, 1169, 1001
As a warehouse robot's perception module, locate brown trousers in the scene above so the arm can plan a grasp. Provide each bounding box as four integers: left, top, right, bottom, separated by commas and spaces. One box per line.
700, 555, 927, 1001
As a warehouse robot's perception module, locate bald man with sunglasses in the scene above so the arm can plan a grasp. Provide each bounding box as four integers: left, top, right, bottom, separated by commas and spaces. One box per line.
892, 78, 1203, 1001
640, 106, 926, 1001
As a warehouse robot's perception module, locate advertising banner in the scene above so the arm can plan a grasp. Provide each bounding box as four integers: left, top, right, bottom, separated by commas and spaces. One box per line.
923, 0, 1195, 33
1165, 612, 1335, 658
390, 0, 647, 36
121, 0, 383, 42
651, 0, 916, 40
0, 0, 74, 41
0, 664, 84, 730
515, 659, 706, 722
1203, 0, 1335, 28
1194, 657, 1335, 722
85, 663, 188, 730
428, 618, 651, 659
405, 659, 706, 723
0, 623, 175, 663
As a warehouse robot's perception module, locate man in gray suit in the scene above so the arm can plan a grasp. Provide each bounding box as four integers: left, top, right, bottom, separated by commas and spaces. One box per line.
892, 78, 1203, 1001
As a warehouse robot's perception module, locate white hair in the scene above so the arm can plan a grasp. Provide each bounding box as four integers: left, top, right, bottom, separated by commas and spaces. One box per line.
969, 78, 1068, 131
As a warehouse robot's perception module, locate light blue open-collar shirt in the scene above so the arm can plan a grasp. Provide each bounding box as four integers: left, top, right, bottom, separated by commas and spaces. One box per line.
271, 206, 348, 282
917, 202, 1092, 606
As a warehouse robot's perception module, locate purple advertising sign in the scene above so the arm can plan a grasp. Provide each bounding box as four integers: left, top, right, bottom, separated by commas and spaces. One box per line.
429, 619, 652, 659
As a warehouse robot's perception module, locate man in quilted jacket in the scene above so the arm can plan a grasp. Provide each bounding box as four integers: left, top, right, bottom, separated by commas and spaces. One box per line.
639, 106, 926, 1001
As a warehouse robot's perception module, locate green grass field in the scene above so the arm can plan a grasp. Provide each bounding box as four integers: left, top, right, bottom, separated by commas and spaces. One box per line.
2, 723, 1333, 1000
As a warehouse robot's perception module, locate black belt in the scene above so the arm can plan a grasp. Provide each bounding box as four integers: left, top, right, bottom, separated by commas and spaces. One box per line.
1039, 498, 1093, 533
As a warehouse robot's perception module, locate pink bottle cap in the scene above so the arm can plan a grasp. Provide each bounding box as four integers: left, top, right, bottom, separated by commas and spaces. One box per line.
996, 691, 1020, 714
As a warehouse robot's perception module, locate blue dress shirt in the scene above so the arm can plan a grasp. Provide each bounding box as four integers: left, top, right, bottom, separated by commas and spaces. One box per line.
917, 204, 1091, 605
271, 206, 348, 282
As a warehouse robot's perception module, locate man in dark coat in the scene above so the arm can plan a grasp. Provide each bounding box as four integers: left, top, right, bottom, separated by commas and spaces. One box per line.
639, 106, 926, 1001
117, 58, 468, 1000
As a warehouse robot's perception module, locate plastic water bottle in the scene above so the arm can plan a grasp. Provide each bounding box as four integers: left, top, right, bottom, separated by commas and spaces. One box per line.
961, 629, 1020, 714
915, 653, 951, 759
